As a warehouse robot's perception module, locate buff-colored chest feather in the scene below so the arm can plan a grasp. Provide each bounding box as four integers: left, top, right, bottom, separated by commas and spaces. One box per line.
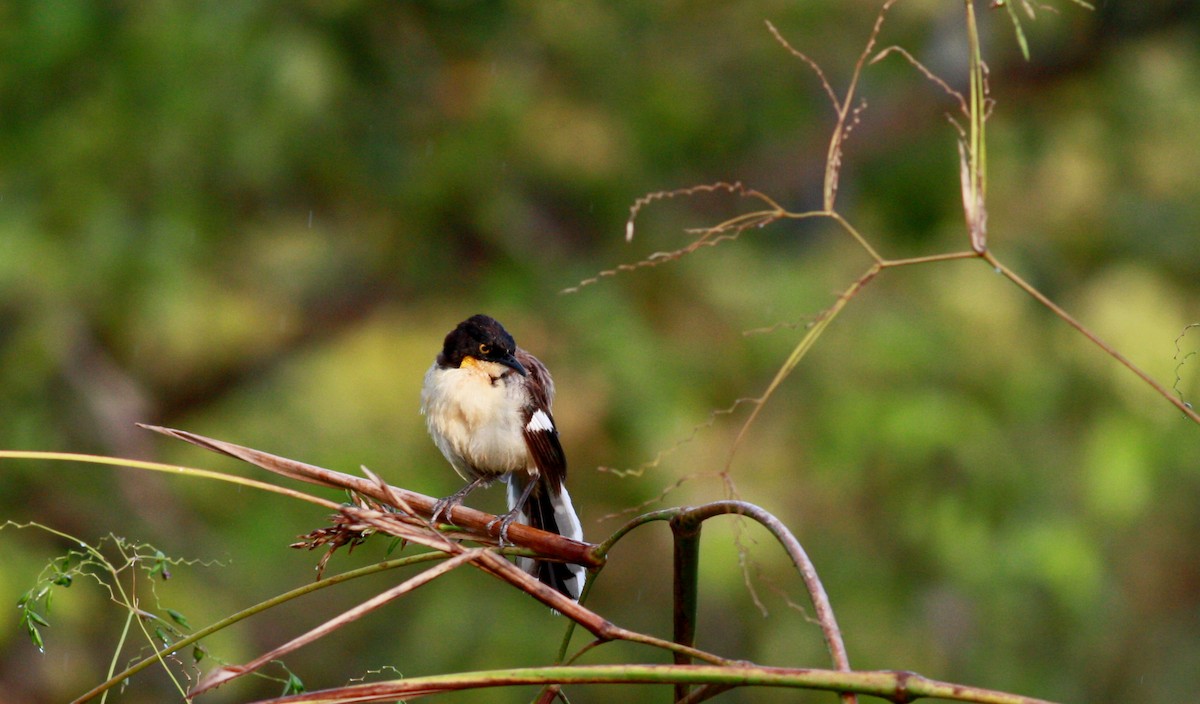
421, 358, 532, 481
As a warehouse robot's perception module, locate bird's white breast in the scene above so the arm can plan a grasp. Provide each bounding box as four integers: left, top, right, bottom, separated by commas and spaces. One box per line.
421, 360, 532, 481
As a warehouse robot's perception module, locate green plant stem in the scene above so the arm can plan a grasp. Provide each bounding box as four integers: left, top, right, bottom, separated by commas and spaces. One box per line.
0, 451, 344, 511
726, 264, 872, 469
965, 0, 988, 252
254, 664, 1058, 704
881, 251, 980, 268
100, 609, 136, 704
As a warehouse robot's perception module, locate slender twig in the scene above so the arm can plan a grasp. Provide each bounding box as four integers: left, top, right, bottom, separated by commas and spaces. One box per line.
881, 250, 980, 267
247, 664, 1060, 704
190, 551, 483, 697
984, 252, 1200, 424
870, 45, 970, 115
822, 0, 901, 209
726, 263, 881, 472
0, 450, 344, 512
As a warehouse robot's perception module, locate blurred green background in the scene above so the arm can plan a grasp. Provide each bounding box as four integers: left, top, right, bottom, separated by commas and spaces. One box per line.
2, 1, 1199, 702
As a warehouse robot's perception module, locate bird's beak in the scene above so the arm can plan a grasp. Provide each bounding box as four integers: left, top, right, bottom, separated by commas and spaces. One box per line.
498, 354, 528, 376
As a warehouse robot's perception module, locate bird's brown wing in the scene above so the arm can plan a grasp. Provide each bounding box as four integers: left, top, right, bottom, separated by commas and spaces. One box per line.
516, 348, 567, 489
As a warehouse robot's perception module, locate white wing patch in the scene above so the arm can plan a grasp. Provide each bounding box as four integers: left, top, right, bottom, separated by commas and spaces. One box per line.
526, 409, 555, 432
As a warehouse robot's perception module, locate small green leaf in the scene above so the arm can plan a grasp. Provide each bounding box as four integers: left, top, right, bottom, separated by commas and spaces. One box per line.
1001, 1, 1031, 61
166, 609, 192, 630
53, 573, 73, 587
27, 623, 45, 652
281, 671, 305, 695
26, 611, 50, 628
150, 550, 172, 581
192, 644, 207, 663
154, 626, 171, 646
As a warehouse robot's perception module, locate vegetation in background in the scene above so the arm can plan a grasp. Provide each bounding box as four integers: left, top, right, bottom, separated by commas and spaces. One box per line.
1, 1, 1199, 702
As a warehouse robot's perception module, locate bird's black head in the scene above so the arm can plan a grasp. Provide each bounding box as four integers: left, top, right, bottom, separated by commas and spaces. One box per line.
439, 314, 527, 375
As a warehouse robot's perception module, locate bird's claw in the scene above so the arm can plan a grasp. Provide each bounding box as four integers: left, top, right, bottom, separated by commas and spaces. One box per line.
430, 496, 462, 527
486, 510, 521, 546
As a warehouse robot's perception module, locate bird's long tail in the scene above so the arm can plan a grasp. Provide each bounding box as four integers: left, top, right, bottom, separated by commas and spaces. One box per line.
507, 474, 586, 601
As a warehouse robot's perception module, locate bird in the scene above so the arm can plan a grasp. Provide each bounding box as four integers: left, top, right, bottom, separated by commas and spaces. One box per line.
420, 314, 585, 601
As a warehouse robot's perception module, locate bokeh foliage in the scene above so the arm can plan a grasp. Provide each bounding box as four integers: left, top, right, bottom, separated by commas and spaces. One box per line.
2, 1, 1199, 702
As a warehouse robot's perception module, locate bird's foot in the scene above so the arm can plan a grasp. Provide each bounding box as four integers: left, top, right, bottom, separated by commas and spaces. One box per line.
486, 509, 522, 546
430, 476, 492, 527
429, 495, 463, 527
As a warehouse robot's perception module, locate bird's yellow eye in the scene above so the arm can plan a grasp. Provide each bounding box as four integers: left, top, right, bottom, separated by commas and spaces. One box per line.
478, 343, 491, 356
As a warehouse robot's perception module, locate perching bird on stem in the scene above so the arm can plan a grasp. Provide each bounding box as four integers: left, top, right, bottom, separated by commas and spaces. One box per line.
420, 314, 585, 600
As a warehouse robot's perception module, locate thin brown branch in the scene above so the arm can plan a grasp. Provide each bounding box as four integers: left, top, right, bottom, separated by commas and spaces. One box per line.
622, 181, 784, 244
562, 222, 761, 294
824, 0, 901, 209
984, 254, 1200, 425
191, 550, 482, 696
870, 45, 969, 115
880, 250, 981, 267
765, 20, 840, 111
591, 502, 856, 701
564, 182, 786, 294
826, 209, 884, 263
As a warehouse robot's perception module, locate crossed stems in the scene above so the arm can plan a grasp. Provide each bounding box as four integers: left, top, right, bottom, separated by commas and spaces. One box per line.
128, 427, 854, 703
